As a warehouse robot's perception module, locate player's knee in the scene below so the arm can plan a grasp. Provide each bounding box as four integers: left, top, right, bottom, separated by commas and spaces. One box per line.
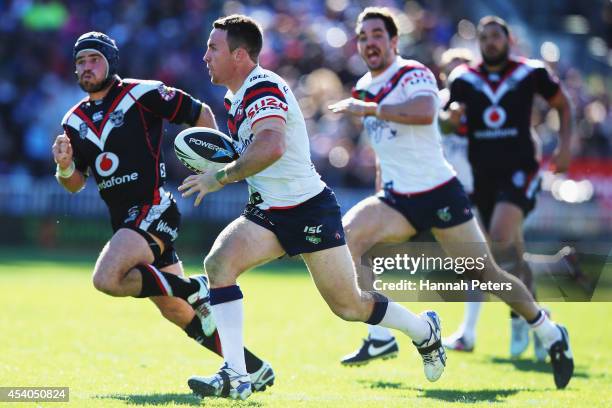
488, 229, 516, 251
92, 272, 119, 295
203, 253, 231, 285
330, 303, 363, 322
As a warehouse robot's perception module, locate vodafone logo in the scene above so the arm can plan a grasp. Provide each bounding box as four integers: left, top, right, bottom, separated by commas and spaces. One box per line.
95, 152, 119, 177
483, 105, 506, 129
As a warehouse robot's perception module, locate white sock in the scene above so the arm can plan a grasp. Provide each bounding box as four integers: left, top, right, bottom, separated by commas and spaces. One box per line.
368, 324, 393, 341
211, 299, 247, 375
378, 302, 430, 344
460, 301, 482, 343
530, 310, 561, 349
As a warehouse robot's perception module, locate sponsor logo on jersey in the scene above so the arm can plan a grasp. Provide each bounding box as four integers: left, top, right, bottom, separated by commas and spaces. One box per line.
156, 220, 178, 241
95, 152, 119, 176
157, 84, 176, 101
93, 111, 103, 122
249, 74, 269, 82
97, 172, 139, 191
483, 105, 506, 129
247, 97, 288, 119
109, 109, 124, 127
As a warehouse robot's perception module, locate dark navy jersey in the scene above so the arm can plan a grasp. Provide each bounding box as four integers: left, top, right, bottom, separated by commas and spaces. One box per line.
447, 58, 560, 173
61, 78, 202, 211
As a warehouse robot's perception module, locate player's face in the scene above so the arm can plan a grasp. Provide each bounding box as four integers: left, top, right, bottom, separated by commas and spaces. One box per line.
75, 51, 108, 92
478, 24, 510, 66
203, 29, 237, 86
357, 18, 398, 75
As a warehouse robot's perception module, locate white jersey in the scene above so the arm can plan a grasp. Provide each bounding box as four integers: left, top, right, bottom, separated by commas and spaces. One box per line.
224, 65, 325, 209
354, 57, 456, 194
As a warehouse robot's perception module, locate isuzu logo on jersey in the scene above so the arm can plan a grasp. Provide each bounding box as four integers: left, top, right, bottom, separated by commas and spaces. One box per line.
483, 105, 506, 129
95, 152, 119, 176
247, 97, 288, 119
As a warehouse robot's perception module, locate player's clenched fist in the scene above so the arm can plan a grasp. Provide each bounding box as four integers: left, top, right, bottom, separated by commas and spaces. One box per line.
52, 133, 73, 169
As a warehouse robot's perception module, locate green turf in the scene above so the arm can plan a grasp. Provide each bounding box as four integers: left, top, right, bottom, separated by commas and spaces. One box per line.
0, 253, 611, 407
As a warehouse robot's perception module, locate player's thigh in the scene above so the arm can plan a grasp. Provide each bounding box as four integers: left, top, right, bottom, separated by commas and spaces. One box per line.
431, 218, 495, 263
488, 201, 524, 244
94, 228, 154, 281
301, 245, 364, 312
343, 196, 417, 255
205, 216, 285, 285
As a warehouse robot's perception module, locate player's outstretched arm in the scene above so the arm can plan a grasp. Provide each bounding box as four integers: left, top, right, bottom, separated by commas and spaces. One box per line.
194, 103, 219, 130
52, 134, 86, 193
547, 86, 574, 173
329, 94, 438, 125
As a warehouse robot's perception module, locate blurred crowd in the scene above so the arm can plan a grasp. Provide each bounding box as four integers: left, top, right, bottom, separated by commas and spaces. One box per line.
0, 0, 610, 187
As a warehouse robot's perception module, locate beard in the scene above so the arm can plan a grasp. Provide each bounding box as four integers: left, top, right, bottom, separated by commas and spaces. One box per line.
78, 73, 113, 93
482, 44, 509, 66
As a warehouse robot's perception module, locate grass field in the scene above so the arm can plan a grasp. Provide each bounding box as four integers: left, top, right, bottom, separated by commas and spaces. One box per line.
0, 249, 611, 407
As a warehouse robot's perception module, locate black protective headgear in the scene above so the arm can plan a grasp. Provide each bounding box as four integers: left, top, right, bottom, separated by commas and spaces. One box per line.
73, 31, 119, 81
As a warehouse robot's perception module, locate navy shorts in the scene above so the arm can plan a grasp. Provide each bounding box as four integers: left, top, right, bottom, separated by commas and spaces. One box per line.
111, 190, 181, 268
378, 177, 473, 232
472, 168, 541, 230
242, 187, 346, 257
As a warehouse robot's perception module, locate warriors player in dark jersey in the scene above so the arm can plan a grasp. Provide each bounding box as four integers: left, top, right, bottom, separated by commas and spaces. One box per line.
439, 16, 574, 359
51, 32, 274, 390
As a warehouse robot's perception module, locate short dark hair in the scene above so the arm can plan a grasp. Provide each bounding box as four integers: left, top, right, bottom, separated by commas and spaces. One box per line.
477, 15, 510, 37
213, 14, 263, 62
356, 7, 399, 38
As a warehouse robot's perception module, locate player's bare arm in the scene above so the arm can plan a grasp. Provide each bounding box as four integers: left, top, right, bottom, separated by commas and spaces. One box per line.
194, 103, 219, 129
52, 133, 86, 193
547, 86, 574, 173
329, 93, 437, 125
179, 117, 287, 206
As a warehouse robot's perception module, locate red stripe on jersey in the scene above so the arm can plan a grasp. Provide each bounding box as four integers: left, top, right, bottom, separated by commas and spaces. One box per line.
354, 65, 424, 103
251, 114, 287, 128
145, 264, 168, 296
391, 176, 455, 196
214, 331, 222, 354
267, 203, 301, 210
470, 60, 521, 92
97, 83, 138, 136
152, 127, 162, 204
74, 108, 100, 137
168, 92, 184, 122
135, 204, 151, 226
135, 102, 162, 204
243, 86, 285, 105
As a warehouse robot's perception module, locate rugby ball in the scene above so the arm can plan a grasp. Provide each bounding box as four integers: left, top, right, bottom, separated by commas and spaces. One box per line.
174, 127, 238, 173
